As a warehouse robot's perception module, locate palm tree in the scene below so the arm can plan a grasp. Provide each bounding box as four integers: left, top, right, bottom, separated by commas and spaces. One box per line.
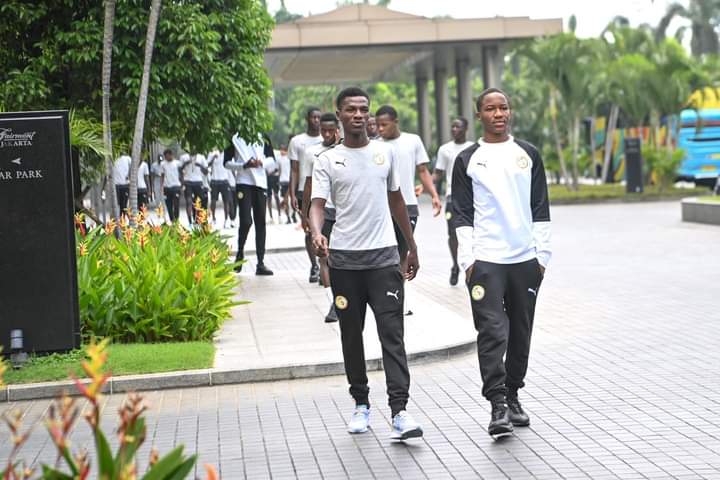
128, 0, 162, 220
657, 0, 720, 56
102, 0, 117, 222
521, 33, 600, 190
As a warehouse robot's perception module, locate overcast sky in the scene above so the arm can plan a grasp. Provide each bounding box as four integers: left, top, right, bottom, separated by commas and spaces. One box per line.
266, 0, 690, 39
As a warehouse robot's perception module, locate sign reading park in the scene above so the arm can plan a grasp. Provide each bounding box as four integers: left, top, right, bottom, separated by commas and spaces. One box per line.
0, 111, 80, 353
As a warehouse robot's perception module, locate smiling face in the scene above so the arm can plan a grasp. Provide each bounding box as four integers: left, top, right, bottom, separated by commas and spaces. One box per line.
477, 92, 511, 142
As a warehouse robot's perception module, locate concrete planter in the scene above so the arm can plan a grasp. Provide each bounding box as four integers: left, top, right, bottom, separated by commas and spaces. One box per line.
681, 197, 720, 225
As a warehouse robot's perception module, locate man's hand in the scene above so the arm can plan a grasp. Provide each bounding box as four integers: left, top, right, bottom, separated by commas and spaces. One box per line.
246, 158, 262, 168
300, 214, 310, 233
538, 263, 546, 277
405, 248, 419, 281
431, 195, 442, 217
465, 264, 474, 284
290, 195, 299, 211
414, 184, 424, 197
312, 234, 329, 257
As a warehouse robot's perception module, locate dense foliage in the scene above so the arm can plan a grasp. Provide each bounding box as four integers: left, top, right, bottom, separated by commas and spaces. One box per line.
75, 206, 239, 343
0, 0, 273, 151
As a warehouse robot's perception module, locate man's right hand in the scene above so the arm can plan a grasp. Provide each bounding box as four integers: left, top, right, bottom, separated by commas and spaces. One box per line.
465, 264, 474, 284
312, 234, 329, 257
291, 195, 299, 212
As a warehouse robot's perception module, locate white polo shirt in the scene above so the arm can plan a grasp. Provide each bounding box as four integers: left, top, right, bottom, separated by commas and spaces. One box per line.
435, 140, 474, 198
312, 140, 400, 270
137, 162, 149, 190
379, 132, 429, 216
208, 150, 228, 182
113, 155, 131, 186
160, 159, 182, 188
226, 134, 277, 190
182, 154, 206, 183
288, 132, 323, 192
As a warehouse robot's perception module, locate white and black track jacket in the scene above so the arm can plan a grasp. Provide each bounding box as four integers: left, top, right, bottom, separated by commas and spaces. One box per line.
451, 136, 551, 273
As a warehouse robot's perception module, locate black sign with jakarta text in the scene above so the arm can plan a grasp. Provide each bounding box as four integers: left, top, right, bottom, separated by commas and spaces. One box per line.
0, 111, 80, 353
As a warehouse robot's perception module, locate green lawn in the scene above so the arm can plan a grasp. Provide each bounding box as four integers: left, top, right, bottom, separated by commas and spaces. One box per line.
548, 184, 708, 202
3, 342, 215, 385
697, 195, 720, 203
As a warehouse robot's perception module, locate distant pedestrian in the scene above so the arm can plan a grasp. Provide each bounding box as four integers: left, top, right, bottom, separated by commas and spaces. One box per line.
113, 154, 131, 216
181, 153, 208, 225
160, 149, 182, 222
277, 144, 293, 223
208, 148, 233, 228
433, 117, 474, 286
136, 159, 150, 210
452, 87, 551, 438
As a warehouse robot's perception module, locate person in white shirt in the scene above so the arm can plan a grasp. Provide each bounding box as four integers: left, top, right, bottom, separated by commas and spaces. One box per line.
224, 134, 276, 276
150, 155, 163, 206
300, 112, 341, 323
433, 117, 474, 286
265, 144, 282, 224
376, 105, 441, 278
136, 159, 150, 210
159, 149, 183, 222
112, 155, 131, 216
309, 87, 423, 441
208, 148, 232, 227
366, 115, 379, 139
452, 88, 551, 438
277, 144, 293, 224
288, 108, 323, 283
180, 153, 208, 225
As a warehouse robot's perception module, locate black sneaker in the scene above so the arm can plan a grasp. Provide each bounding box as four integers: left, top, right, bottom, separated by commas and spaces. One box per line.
234, 258, 243, 273
325, 305, 339, 323
507, 392, 530, 426
449, 266, 459, 286
256, 264, 274, 276
488, 399, 513, 437
309, 265, 320, 283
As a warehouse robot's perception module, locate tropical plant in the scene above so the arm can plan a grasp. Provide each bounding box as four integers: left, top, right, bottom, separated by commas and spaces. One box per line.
75, 202, 239, 343
657, 0, 720, 56
643, 145, 686, 191
1, 340, 218, 480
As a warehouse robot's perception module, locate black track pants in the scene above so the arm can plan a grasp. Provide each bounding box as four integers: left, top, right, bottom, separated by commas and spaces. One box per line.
236, 184, 266, 264
329, 265, 410, 416
466, 258, 543, 401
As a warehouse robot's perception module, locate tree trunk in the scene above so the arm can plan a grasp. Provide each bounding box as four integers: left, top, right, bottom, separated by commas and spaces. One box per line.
570, 114, 581, 191
602, 104, 620, 183
549, 91, 571, 190
102, 0, 117, 222
129, 0, 162, 222
589, 116, 598, 184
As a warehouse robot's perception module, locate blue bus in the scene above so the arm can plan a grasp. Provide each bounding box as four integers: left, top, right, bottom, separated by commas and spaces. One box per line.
677, 109, 720, 188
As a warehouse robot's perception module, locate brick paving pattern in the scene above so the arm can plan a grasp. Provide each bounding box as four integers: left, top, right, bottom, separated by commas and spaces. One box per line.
2, 201, 720, 479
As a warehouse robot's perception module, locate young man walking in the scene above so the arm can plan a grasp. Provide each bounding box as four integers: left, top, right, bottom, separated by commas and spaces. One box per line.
301, 112, 341, 323
208, 148, 232, 228
181, 153, 208, 225
277, 145, 293, 224
289, 108, 323, 283
136, 159, 150, 210
309, 87, 423, 440
452, 88, 551, 438
376, 105, 441, 314
433, 117, 474, 286
113, 154, 131, 216
226, 134, 276, 276
160, 149, 182, 222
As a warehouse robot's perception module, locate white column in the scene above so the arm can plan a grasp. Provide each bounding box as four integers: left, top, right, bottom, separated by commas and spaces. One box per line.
434, 66, 450, 147
455, 55, 476, 140
415, 74, 431, 149
482, 44, 504, 89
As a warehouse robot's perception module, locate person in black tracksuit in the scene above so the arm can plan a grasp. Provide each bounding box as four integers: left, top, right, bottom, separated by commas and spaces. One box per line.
308, 87, 424, 441
452, 87, 552, 438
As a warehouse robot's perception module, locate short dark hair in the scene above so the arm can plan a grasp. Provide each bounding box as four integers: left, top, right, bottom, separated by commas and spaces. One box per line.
320, 112, 338, 124
306, 107, 321, 118
336, 87, 369, 109
163, 148, 173, 156
454, 117, 469, 129
476, 88, 510, 111
375, 105, 398, 120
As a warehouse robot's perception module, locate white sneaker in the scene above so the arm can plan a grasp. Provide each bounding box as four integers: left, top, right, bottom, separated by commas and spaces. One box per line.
391, 410, 423, 440
347, 405, 370, 434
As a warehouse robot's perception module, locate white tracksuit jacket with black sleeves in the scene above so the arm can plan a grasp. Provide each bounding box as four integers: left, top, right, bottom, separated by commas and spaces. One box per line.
451, 136, 552, 273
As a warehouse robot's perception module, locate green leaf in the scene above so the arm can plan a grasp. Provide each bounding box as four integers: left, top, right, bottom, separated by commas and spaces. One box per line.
95, 428, 116, 478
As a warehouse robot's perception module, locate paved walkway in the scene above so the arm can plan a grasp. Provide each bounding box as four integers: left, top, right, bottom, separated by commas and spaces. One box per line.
3, 201, 720, 479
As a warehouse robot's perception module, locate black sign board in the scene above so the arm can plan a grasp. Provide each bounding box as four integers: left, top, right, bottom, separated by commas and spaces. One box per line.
624, 137, 644, 194
0, 111, 81, 353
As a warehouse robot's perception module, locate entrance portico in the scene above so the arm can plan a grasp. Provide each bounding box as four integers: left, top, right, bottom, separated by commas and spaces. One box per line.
265, 5, 562, 146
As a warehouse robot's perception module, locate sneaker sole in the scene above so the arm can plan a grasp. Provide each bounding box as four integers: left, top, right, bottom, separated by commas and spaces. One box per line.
510, 417, 530, 427
390, 427, 423, 440
488, 424, 514, 437
347, 426, 369, 434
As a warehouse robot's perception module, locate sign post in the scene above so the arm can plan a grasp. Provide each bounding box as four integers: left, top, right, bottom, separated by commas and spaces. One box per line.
0, 111, 81, 353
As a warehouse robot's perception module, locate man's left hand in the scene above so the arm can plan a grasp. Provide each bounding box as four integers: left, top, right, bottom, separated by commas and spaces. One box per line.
431, 195, 442, 217
405, 249, 419, 281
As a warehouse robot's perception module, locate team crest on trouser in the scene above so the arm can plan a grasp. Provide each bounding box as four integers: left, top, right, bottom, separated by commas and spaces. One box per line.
335, 295, 348, 310
471, 285, 485, 301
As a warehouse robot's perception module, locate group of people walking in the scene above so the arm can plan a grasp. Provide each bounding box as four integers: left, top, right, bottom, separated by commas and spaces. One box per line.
116, 84, 552, 441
